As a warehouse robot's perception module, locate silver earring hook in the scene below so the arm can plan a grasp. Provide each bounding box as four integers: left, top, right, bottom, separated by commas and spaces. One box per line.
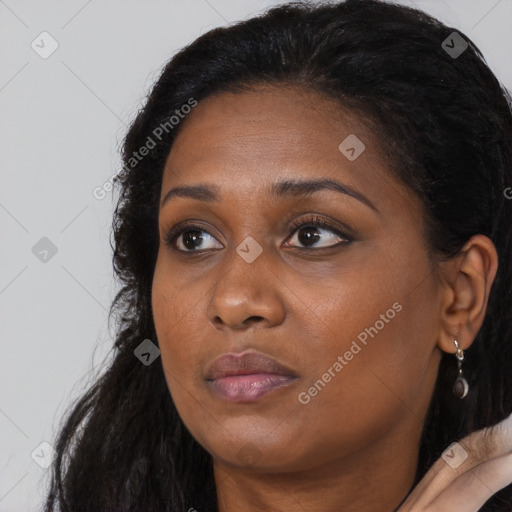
453, 339, 469, 399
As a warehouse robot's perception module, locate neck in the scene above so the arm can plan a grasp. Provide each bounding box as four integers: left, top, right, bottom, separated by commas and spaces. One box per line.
213, 420, 420, 512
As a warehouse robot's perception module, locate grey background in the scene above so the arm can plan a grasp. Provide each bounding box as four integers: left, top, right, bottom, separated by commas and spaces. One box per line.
1, 0, 511, 510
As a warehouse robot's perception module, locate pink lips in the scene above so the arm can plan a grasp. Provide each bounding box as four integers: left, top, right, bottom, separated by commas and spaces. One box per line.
205, 351, 298, 403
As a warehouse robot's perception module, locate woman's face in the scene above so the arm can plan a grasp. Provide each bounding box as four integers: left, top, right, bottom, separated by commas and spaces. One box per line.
152, 85, 444, 476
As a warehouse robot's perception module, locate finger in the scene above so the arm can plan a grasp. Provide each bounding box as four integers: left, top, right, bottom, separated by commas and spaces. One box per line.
428, 451, 512, 512
399, 411, 512, 509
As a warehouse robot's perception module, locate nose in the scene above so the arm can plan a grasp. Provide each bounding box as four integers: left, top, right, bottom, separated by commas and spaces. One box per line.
206, 245, 286, 331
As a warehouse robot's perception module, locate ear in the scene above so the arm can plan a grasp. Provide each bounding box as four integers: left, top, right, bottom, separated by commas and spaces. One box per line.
436, 234, 498, 354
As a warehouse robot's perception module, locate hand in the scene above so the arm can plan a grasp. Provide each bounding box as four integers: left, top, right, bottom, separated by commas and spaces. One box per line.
397, 412, 512, 511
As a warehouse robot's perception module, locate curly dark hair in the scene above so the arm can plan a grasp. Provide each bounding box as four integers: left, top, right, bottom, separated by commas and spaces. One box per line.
43, 0, 512, 510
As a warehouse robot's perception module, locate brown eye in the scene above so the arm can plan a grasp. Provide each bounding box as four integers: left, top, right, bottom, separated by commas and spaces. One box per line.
296, 225, 322, 247
286, 224, 347, 249
165, 225, 222, 252
284, 216, 352, 249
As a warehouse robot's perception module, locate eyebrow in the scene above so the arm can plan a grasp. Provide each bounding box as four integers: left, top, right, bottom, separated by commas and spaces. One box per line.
160, 178, 378, 213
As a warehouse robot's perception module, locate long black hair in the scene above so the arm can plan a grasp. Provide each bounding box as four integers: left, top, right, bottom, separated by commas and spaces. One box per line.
44, 0, 512, 510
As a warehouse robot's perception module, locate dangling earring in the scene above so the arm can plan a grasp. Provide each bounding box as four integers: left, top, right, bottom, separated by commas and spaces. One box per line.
453, 339, 469, 399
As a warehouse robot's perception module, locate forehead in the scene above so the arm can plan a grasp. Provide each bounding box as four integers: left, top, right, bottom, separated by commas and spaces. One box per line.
160, 85, 415, 216
166, 85, 374, 170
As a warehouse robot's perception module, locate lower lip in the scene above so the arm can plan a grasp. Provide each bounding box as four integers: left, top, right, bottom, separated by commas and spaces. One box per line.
207, 373, 297, 402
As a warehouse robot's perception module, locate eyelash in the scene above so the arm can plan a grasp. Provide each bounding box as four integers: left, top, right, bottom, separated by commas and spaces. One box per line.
164, 215, 353, 253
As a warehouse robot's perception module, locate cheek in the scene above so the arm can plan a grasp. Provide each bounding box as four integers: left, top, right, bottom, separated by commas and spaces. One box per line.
152, 287, 203, 432
291, 243, 439, 402
152, 252, 204, 347
284, 281, 439, 466
151, 258, 196, 386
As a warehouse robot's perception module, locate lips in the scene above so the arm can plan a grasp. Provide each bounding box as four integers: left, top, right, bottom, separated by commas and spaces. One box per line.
205, 351, 298, 402
205, 351, 297, 380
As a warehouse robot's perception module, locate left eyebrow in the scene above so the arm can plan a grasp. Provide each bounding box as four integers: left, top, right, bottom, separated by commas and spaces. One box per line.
160, 178, 379, 213
269, 178, 378, 213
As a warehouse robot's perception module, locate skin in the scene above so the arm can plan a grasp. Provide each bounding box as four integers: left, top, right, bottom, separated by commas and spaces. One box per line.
400, 411, 512, 510
151, 85, 498, 511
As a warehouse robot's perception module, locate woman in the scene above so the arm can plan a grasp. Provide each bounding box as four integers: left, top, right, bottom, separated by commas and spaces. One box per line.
44, 0, 512, 510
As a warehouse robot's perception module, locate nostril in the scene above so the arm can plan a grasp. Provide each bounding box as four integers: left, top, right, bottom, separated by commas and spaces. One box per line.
243, 315, 264, 325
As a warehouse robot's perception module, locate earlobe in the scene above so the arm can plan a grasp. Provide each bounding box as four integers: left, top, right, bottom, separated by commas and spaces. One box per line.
436, 234, 498, 355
